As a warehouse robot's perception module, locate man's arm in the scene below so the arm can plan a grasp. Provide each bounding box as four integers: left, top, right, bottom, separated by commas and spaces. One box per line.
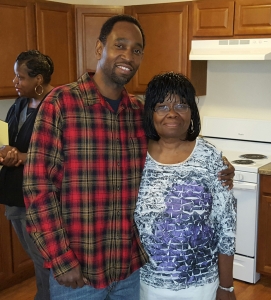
218, 156, 235, 190
23, 95, 80, 284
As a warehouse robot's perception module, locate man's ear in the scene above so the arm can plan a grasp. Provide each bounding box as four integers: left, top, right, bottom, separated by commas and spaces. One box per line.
95, 39, 103, 60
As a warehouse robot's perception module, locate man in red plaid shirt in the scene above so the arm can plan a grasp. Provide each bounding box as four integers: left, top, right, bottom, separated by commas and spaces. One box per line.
23, 14, 234, 300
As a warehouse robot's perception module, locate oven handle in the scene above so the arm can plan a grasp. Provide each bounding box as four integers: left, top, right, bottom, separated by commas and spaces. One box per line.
233, 181, 257, 190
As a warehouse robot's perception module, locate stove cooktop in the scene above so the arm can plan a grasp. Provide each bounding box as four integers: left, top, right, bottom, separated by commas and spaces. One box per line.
203, 137, 271, 173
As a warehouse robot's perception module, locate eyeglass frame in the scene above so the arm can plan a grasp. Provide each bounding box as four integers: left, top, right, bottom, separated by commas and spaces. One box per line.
154, 103, 191, 116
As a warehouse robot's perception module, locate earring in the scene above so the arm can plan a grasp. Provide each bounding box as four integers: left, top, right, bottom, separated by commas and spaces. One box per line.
188, 119, 195, 134
35, 84, 44, 96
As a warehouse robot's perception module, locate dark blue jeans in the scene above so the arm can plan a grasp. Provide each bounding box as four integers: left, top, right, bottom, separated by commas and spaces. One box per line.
49, 269, 140, 300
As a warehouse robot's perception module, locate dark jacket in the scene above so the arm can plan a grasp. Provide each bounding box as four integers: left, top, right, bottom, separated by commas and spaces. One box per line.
0, 97, 41, 207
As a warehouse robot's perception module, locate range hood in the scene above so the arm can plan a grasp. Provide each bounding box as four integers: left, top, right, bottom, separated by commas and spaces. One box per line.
189, 38, 271, 60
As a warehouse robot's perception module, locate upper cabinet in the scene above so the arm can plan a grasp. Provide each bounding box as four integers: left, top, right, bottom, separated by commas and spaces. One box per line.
234, 0, 271, 36
75, 5, 124, 78
0, 0, 76, 99
125, 3, 189, 94
35, 1, 76, 87
192, 0, 235, 37
192, 0, 271, 38
0, 0, 36, 98
125, 3, 207, 96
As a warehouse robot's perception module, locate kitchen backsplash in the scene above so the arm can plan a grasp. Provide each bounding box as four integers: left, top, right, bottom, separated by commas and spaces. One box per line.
197, 60, 271, 121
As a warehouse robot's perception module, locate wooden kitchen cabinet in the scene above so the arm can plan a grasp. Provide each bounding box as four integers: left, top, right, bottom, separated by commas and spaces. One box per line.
256, 174, 271, 276
125, 3, 207, 96
192, 0, 235, 37
234, 0, 271, 36
0, 205, 34, 291
192, 0, 271, 38
0, 0, 76, 100
0, 0, 36, 98
75, 5, 124, 78
35, 1, 77, 87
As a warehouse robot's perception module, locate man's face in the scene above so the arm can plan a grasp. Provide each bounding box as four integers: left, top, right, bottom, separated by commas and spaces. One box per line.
97, 21, 144, 87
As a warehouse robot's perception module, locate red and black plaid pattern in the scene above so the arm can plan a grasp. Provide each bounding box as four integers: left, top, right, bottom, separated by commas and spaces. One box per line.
23, 73, 149, 288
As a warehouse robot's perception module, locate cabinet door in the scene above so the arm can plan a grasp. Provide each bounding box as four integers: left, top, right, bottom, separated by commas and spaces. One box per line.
234, 0, 271, 35
256, 175, 271, 276
126, 3, 189, 94
0, 205, 34, 291
192, 0, 235, 37
0, 205, 13, 288
75, 6, 124, 78
0, 0, 36, 99
35, 1, 77, 87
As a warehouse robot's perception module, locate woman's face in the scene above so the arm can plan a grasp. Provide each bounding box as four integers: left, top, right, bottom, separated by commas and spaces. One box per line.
13, 62, 37, 98
153, 94, 191, 141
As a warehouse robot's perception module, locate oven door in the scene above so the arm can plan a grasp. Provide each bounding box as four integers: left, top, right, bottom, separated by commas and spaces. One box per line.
232, 181, 258, 257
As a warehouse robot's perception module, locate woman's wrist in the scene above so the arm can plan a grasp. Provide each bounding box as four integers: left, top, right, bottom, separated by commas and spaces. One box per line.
218, 284, 234, 292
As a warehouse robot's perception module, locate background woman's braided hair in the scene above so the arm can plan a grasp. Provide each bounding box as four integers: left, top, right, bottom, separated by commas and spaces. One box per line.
16, 50, 54, 84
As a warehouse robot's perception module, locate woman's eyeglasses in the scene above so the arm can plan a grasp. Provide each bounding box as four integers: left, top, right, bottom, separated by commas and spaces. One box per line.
154, 103, 190, 116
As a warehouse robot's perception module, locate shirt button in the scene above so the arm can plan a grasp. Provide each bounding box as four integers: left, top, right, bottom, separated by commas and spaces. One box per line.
117, 162, 120, 167
117, 186, 120, 191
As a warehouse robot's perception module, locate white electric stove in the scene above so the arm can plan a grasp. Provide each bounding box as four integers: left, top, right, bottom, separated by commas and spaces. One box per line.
202, 117, 271, 284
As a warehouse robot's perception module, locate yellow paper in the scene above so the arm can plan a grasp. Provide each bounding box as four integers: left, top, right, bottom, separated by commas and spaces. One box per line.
0, 119, 8, 146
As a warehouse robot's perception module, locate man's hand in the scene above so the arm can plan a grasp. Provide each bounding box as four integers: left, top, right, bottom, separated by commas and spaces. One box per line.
55, 265, 86, 289
218, 156, 235, 190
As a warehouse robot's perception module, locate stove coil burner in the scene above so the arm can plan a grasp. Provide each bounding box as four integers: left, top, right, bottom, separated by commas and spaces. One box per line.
232, 159, 255, 165
240, 154, 267, 160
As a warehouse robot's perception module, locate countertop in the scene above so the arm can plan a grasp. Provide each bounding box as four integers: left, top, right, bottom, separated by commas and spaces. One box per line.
259, 163, 271, 175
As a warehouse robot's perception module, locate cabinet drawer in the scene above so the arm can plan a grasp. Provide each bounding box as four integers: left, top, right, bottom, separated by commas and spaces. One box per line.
233, 254, 260, 283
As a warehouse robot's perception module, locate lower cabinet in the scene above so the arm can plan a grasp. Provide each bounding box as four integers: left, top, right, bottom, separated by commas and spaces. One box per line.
256, 174, 271, 276
0, 205, 34, 291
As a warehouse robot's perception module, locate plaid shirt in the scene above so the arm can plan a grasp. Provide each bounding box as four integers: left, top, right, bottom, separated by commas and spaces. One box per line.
23, 72, 149, 288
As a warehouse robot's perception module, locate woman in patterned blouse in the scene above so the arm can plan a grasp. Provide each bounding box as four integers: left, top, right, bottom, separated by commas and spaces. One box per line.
134, 72, 236, 300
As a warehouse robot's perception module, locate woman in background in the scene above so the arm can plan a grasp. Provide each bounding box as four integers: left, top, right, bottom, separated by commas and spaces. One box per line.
0, 50, 54, 300
135, 72, 236, 300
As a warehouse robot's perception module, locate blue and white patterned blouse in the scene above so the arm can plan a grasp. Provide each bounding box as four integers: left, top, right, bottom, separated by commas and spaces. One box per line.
134, 137, 236, 291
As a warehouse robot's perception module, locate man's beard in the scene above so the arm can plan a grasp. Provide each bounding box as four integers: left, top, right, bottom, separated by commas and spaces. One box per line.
110, 69, 134, 87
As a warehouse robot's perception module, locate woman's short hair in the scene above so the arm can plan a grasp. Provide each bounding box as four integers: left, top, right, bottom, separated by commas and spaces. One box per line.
16, 50, 54, 84
143, 72, 201, 141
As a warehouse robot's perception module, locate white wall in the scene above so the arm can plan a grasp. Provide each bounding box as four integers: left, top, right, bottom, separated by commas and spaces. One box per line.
48, 0, 192, 5
0, 99, 15, 121
197, 61, 271, 121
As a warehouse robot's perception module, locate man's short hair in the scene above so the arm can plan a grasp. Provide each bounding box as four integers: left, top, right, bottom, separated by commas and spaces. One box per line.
98, 14, 145, 49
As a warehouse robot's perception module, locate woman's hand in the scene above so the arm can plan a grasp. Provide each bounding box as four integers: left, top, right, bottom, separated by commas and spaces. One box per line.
216, 288, 236, 300
218, 156, 235, 190
0, 145, 16, 158
1, 148, 22, 167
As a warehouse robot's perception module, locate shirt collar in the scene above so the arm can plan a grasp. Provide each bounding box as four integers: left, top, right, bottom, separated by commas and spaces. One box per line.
78, 72, 141, 110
